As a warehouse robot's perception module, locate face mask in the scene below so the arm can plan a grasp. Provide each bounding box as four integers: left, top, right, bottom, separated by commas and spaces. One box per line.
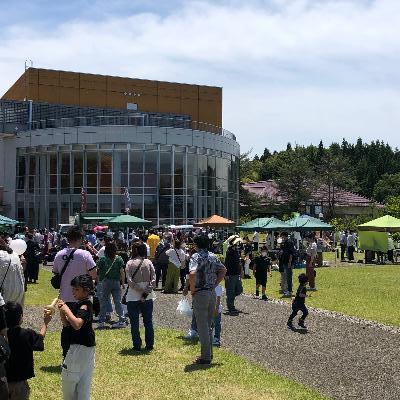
261, 252, 267, 256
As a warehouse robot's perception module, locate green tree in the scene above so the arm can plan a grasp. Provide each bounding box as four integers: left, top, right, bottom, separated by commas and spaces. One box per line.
373, 173, 400, 202
386, 196, 400, 219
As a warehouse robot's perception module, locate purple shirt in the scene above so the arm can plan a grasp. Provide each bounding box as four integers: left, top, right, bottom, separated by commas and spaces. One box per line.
53, 248, 96, 302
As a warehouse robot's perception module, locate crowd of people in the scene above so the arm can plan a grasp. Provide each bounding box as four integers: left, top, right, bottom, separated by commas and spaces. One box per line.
0, 225, 319, 400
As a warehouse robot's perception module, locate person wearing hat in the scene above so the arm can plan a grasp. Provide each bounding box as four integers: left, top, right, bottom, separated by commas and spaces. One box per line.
224, 235, 243, 315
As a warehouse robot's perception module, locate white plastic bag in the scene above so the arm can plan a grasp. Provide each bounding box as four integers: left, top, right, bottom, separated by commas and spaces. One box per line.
177, 297, 193, 317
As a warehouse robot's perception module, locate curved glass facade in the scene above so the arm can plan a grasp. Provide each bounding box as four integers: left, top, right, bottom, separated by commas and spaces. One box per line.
16, 143, 239, 228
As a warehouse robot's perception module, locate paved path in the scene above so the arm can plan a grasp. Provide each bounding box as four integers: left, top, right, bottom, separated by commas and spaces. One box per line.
153, 292, 400, 400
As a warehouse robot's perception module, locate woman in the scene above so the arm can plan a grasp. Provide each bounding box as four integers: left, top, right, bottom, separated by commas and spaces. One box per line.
125, 241, 156, 351
0, 238, 25, 306
164, 239, 186, 293
96, 242, 126, 329
24, 233, 40, 284
305, 235, 317, 291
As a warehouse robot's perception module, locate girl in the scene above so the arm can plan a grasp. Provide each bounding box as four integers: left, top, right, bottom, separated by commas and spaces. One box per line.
58, 275, 95, 400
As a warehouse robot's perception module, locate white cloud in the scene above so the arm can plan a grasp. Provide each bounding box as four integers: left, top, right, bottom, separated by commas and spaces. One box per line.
1, 0, 400, 151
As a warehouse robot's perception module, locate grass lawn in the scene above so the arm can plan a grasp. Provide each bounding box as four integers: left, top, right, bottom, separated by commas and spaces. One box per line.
241, 265, 400, 326
30, 329, 327, 400
25, 268, 58, 306
27, 269, 327, 400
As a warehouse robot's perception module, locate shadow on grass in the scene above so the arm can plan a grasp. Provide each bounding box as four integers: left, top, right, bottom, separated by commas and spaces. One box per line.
184, 362, 222, 373
119, 348, 152, 356
40, 365, 61, 374
176, 335, 198, 346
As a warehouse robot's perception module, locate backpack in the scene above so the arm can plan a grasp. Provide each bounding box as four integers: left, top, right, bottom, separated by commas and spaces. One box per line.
154, 242, 170, 265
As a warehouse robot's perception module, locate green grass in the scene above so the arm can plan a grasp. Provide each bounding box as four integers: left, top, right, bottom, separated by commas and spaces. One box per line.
241, 265, 400, 326
25, 269, 59, 306
30, 329, 327, 400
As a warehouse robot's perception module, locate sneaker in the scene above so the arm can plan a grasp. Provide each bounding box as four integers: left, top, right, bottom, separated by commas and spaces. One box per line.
185, 329, 198, 339
111, 321, 127, 329
283, 291, 292, 297
96, 322, 107, 330
262, 295, 268, 301
308, 287, 317, 291
255, 290, 259, 297
287, 321, 294, 330
298, 320, 307, 329
228, 309, 239, 316
105, 314, 112, 323
212, 338, 221, 347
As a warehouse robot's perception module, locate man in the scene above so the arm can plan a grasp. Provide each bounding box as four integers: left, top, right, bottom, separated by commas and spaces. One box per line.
347, 231, 356, 262
189, 234, 226, 364
279, 232, 295, 297
154, 232, 172, 289
0, 292, 8, 400
339, 231, 347, 261
306, 235, 318, 291
224, 235, 243, 315
52, 226, 97, 356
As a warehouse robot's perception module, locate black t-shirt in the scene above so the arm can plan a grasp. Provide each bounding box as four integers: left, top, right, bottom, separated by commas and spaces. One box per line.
224, 247, 241, 276
280, 240, 294, 265
0, 305, 6, 332
64, 299, 95, 351
6, 327, 44, 382
293, 284, 307, 304
253, 256, 271, 277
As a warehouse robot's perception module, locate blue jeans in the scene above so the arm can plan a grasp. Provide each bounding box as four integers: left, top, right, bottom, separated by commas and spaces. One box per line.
127, 300, 154, 349
284, 265, 293, 293
191, 311, 221, 340
98, 279, 124, 323
97, 281, 113, 314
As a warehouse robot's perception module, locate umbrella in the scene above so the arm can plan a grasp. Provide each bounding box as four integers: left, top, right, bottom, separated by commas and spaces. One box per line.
194, 215, 235, 228
358, 215, 400, 232
286, 215, 333, 231
237, 217, 291, 231
107, 215, 152, 228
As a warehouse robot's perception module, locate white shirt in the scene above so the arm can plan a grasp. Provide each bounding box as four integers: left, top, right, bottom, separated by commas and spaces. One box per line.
253, 232, 259, 243
347, 234, 356, 247
166, 248, 186, 268
215, 284, 223, 313
306, 242, 318, 259
145, 243, 150, 257
97, 246, 105, 258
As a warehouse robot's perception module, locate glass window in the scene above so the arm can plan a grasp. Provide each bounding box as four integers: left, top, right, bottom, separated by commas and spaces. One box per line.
121, 174, 128, 188
28, 176, 35, 193
144, 173, 157, 187
174, 196, 184, 218
145, 151, 158, 174
61, 153, 70, 175
18, 157, 26, 176
144, 195, 157, 219
130, 151, 143, 173
187, 197, 195, 219
160, 152, 172, 174
130, 195, 143, 217
87, 174, 97, 188
159, 196, 172, 219
130, 174, 143, 188
100, 152, 112, 193
49, 154, 57, 175
86, 152, 97, 174
174, 153, 184, 175
61, 175, 70, 194
120, 152, 128, 173
29, 156, 36, 175
187, 154, 197, 176
74, 153, 83, 174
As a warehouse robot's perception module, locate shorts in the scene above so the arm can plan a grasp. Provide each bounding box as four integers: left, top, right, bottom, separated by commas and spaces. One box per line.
255, 275, 267, 286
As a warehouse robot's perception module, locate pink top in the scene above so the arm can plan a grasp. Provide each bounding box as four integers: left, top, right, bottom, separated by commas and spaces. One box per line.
53, 247, 96, 302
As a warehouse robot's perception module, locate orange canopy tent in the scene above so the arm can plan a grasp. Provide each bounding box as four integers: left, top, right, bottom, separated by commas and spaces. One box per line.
194, 214, 236, 228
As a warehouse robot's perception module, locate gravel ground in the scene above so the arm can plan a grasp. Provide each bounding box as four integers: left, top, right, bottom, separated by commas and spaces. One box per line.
24, 289, 400, 400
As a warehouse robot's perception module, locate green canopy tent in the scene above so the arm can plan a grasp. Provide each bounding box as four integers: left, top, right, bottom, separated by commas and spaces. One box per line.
237, 217, 291, 231
358, 215, 400, 232
107, 215, 152, 228
0, 215, 20, 225
286, 215, 333, 231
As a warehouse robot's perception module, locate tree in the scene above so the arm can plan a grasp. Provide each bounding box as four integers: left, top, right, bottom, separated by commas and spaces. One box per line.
386, 196, 400, 219
373, 173, 400, 202
275, 150, 317, 213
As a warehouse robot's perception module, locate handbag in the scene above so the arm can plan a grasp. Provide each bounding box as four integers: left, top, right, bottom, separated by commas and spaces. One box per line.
121, 259, 144, 305
0, 259, 12, 296
51, 249, 77, 289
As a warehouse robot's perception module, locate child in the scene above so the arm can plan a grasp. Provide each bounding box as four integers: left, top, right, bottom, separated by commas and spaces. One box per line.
58, 275, 95, 400
287, 273, 309, 329
253, 246, 272, 300
185, 284, 223, 347
5, 301, 52, 400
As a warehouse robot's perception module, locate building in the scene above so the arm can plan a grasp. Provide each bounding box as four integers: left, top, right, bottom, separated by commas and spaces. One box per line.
0, 68, 240, 228
242, 180, 383, 218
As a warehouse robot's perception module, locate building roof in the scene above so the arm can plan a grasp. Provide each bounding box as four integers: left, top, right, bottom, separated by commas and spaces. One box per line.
243, 180, 382, 208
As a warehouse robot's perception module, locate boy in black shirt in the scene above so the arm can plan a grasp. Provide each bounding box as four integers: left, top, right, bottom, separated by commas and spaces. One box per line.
5, 301, 52, 400
287, 273, 309, 329
58, 274, 95, 400
252, 246, 272, 300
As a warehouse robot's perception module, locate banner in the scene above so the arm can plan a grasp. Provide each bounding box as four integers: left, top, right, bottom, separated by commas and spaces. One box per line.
122, 187, 131, 214
80, 187, 87, 212
358, 231, 388, 253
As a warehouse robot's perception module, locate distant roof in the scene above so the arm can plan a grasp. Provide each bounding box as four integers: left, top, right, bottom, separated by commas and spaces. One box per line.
242, 180, 383, 208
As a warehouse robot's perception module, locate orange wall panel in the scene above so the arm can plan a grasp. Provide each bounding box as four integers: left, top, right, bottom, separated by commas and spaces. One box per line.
60, 71, 79, 88
181, 98, 199, 121
39, 70, 60, 86
38, 84, 59, 103
59, 87, 80, 105
106, 91, 129, 109
79, 89, 107, 107
181, 84, 198, 99
136, 94, 158, 112
158, 96, 181, 114
80, 73, 107, 91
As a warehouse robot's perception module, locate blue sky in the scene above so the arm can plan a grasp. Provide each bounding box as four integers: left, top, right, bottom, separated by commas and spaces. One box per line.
1, 0, 399, 154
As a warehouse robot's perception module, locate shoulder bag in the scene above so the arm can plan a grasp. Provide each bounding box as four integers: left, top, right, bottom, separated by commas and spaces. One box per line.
51, 249, 77, 289
121, 259, 144, 305
0, 258, 12, 296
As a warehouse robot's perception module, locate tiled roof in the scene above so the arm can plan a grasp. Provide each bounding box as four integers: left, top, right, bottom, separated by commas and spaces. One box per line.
243, 180, 383, 207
